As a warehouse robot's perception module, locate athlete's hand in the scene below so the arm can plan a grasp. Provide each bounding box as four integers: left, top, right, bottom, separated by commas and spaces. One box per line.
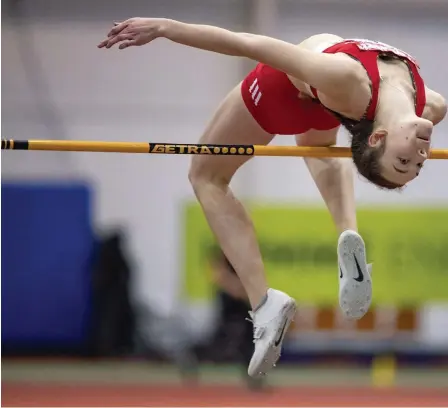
98, 18, 169, 50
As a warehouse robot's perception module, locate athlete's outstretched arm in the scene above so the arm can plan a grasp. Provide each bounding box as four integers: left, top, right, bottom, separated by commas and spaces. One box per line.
296, 128, 357, 234
98, 18, 362, 99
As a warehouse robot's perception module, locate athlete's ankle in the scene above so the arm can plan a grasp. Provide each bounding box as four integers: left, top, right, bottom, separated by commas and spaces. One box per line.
339, 227, 358, 235
249, 289, 269, 312
252, 292, 269, 312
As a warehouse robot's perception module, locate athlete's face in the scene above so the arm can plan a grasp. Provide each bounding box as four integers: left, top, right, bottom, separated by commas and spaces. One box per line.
370, 119, 433, 185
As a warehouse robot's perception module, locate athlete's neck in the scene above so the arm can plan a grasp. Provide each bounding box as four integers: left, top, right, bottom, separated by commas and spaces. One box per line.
375, 81, 417, 130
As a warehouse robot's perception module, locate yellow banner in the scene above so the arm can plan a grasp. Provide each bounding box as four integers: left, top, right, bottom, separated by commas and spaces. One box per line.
183, 203, 448, 306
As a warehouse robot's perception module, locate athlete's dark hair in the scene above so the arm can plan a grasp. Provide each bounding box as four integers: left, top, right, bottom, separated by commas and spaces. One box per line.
336, 115, 403, 190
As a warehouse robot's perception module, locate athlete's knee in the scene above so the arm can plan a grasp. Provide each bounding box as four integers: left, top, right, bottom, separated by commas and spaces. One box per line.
188, 158, 230, 194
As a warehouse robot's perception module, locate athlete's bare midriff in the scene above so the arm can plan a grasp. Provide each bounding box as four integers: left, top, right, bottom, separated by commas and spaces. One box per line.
287, 33, 444, 124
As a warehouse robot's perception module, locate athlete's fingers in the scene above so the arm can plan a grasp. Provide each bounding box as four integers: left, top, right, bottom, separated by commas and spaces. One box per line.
108, 21, 130, 37
118, 39, 139, 50
98, 37, 117, 48
105, 33, 135, 48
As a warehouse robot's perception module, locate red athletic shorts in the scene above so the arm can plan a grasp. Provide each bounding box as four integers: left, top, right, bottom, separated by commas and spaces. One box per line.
241, 63, 340, 135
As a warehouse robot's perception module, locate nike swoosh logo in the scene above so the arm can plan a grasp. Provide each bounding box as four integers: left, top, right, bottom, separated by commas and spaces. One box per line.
339, 265, 343, 279
354, 255, 364, 282
274, 319, 289, 347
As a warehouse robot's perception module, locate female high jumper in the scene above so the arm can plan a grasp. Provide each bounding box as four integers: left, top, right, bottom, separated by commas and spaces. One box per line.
98, 18, 447, 377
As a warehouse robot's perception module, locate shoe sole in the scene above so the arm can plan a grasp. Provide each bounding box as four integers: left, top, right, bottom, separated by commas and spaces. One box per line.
338, 230, 372, 320
251, 298, 297, 377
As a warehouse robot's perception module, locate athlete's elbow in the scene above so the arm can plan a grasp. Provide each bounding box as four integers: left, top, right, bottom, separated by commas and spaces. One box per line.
210, 31, 254, 58
239, 34, 272, 61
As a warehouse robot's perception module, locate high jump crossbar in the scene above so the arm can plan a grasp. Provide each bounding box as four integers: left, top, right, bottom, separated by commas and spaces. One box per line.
2, 139, 448, 159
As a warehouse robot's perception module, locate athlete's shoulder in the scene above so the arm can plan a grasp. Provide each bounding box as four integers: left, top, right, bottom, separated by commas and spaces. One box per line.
297, 33, 343, 49
425, 87, 447, 125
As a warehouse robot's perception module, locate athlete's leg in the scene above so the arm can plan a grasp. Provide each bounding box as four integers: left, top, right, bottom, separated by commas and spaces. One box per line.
296, 129, 372, 320
296, 128, 357, 233
189, 83, 273, 309
189, 83, 296, 377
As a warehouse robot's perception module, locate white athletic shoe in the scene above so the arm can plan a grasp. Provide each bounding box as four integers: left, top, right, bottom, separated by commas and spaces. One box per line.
247, 288, 297, 378
337, 230, 373, 320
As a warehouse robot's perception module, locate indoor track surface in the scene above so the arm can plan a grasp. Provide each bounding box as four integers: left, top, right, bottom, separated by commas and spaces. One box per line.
3, 360, 448, 407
